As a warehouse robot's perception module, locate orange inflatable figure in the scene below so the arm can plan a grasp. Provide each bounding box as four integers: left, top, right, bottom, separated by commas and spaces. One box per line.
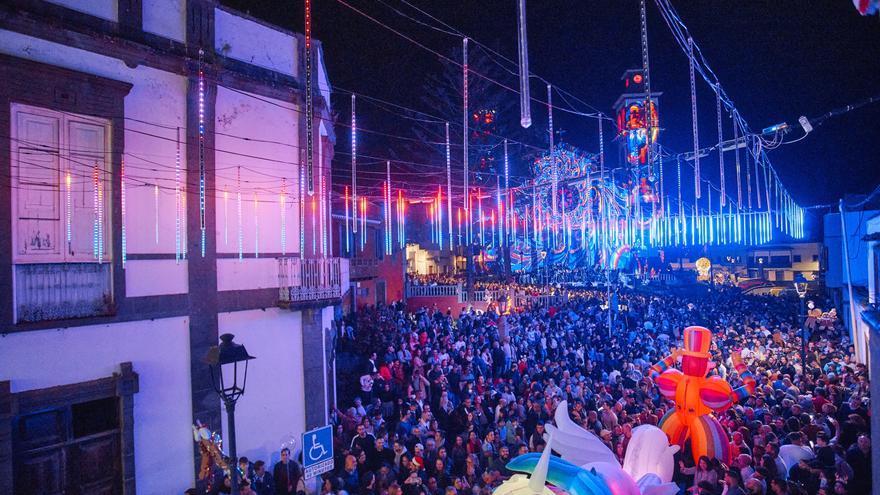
650, 326, 756, 464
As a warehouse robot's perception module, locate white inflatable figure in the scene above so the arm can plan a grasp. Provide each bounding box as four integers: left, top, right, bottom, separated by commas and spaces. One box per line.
544, 400, 618, 467
543, 401, 679, 495
581, 462, 640, 495
622, 425, 679, 483
493, 434, 556, 495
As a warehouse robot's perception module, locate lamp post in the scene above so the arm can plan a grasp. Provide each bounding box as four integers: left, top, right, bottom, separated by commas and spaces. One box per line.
205, 333, 255, 495
794, 274, 809, 377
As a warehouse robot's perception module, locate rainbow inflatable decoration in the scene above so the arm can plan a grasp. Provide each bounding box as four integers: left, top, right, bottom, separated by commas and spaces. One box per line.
495, 401, 679, 495
650, 326, 756, 464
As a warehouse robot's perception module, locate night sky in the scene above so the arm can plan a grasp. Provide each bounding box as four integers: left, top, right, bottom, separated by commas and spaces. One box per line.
222, 0, 880, 210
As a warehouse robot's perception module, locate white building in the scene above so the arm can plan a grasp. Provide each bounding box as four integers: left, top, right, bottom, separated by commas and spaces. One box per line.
0, 1, 345, 493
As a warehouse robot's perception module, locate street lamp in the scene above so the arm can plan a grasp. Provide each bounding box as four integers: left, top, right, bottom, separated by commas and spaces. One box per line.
205, 334, 255, 495
793, 274, 809, 377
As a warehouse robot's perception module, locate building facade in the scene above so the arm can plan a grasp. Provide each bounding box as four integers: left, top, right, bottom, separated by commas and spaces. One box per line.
0, 1, 344, 493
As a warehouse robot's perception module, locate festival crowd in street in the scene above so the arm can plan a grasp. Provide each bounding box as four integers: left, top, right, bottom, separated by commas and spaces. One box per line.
204, 286, 871, 495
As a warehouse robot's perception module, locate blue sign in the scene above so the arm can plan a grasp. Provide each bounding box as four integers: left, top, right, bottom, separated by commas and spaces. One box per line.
302, 425, 334, 479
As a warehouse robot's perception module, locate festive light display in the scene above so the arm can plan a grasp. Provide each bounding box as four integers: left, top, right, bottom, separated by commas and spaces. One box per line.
281, 178, 287, 255
304, 0, 314, 194
462, 37, 470, 244
516, 0, 531, 128
65, 170, 71, 246
121, 158, 126, 267
237, 166, 243, 261
344, 185, 350, 253
198, 49, 206, 257
154, 184, 160, 245
175, 127, 183, 263
254, 192, 259, 258
446, 122, 453, 248
717, 90, 725, 207
688, 37, 701, 199
385, 161, 392, 255
351, 94, 357, 234
93, 162, 104, 263
548, 84, 557, 222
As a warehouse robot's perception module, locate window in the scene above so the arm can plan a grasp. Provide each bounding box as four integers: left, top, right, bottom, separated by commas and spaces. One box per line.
793, 255, 802, 263
11, 104, 113, 323
375, 229, 384, 260
812, 254, 819, 262
12, 104, 111, 263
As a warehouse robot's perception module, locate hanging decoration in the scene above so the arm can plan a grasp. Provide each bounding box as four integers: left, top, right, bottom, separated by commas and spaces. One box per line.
254, 192, 259, 258
304, 0, 315, 195
281, 178, 287, 255
688, 37, 701, 199
360, 197, 366, 250
344, 185, 350, 254
351, 94, 357, 235
516, 0, 531, 128
462, 37, 470, 244
154, 184, 160, 245
733, 114, 742, 208
398, 190, 405, 249
65, 170, 72, 247
175, 127, 183, 263
121, 157, 127, 267
237, 166, 243, 261
548, 84, 557, 222
446, 122, 453, 248
223, 186, 229, 246
385, 161, 392, 255
716, 89, 725, 207
92, 162, 103, 263
639, 0, 654, 170
198, 49, 207, 258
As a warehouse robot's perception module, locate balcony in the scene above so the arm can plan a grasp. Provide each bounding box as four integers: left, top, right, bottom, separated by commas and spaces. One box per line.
349, 257, 378, 280
14, 263, 113, 323
277, 257, 348, 307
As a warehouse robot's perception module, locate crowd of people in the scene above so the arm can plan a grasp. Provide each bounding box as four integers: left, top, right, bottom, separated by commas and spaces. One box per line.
322, 286, 870, 495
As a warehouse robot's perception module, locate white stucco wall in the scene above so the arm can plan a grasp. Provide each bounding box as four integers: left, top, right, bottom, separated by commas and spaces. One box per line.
143, 0, 186, 42
125, 259, 189, 296
215, 8, 298, 77
0, 317, 194, 494
218, 308, 306, 465
214, 87, 300, 261
45, 0, 117, 21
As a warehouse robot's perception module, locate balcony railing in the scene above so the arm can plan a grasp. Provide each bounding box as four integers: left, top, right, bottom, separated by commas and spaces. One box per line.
15, 263, 113, 323
405, 284, 460, 298
277, 257, 347, 305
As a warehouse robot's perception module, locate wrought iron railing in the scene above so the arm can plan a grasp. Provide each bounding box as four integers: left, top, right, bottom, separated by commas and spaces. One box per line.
277, 257, 347, 304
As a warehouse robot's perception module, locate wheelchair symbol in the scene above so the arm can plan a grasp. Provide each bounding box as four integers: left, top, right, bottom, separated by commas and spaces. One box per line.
308, 433, 328, 462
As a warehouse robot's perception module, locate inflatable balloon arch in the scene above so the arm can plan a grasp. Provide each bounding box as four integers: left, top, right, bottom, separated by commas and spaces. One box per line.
497, 326, 757, 495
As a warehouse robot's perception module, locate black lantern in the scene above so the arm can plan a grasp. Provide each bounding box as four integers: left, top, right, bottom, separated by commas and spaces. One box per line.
205, 333, 254, 495
206, 333, 255, 404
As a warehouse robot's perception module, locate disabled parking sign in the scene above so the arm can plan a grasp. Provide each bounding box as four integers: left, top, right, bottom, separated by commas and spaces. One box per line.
302, 425, 334, 479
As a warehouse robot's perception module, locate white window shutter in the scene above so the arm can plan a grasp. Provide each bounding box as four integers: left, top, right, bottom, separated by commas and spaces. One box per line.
14, 111, 61, 261
68, 118, 110, 262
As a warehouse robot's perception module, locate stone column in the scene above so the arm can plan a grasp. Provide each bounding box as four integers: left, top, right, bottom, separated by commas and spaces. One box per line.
301, 307, 330, 429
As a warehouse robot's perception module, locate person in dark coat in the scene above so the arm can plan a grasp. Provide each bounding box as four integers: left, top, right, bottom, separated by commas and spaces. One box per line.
273, 448, 302, 495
